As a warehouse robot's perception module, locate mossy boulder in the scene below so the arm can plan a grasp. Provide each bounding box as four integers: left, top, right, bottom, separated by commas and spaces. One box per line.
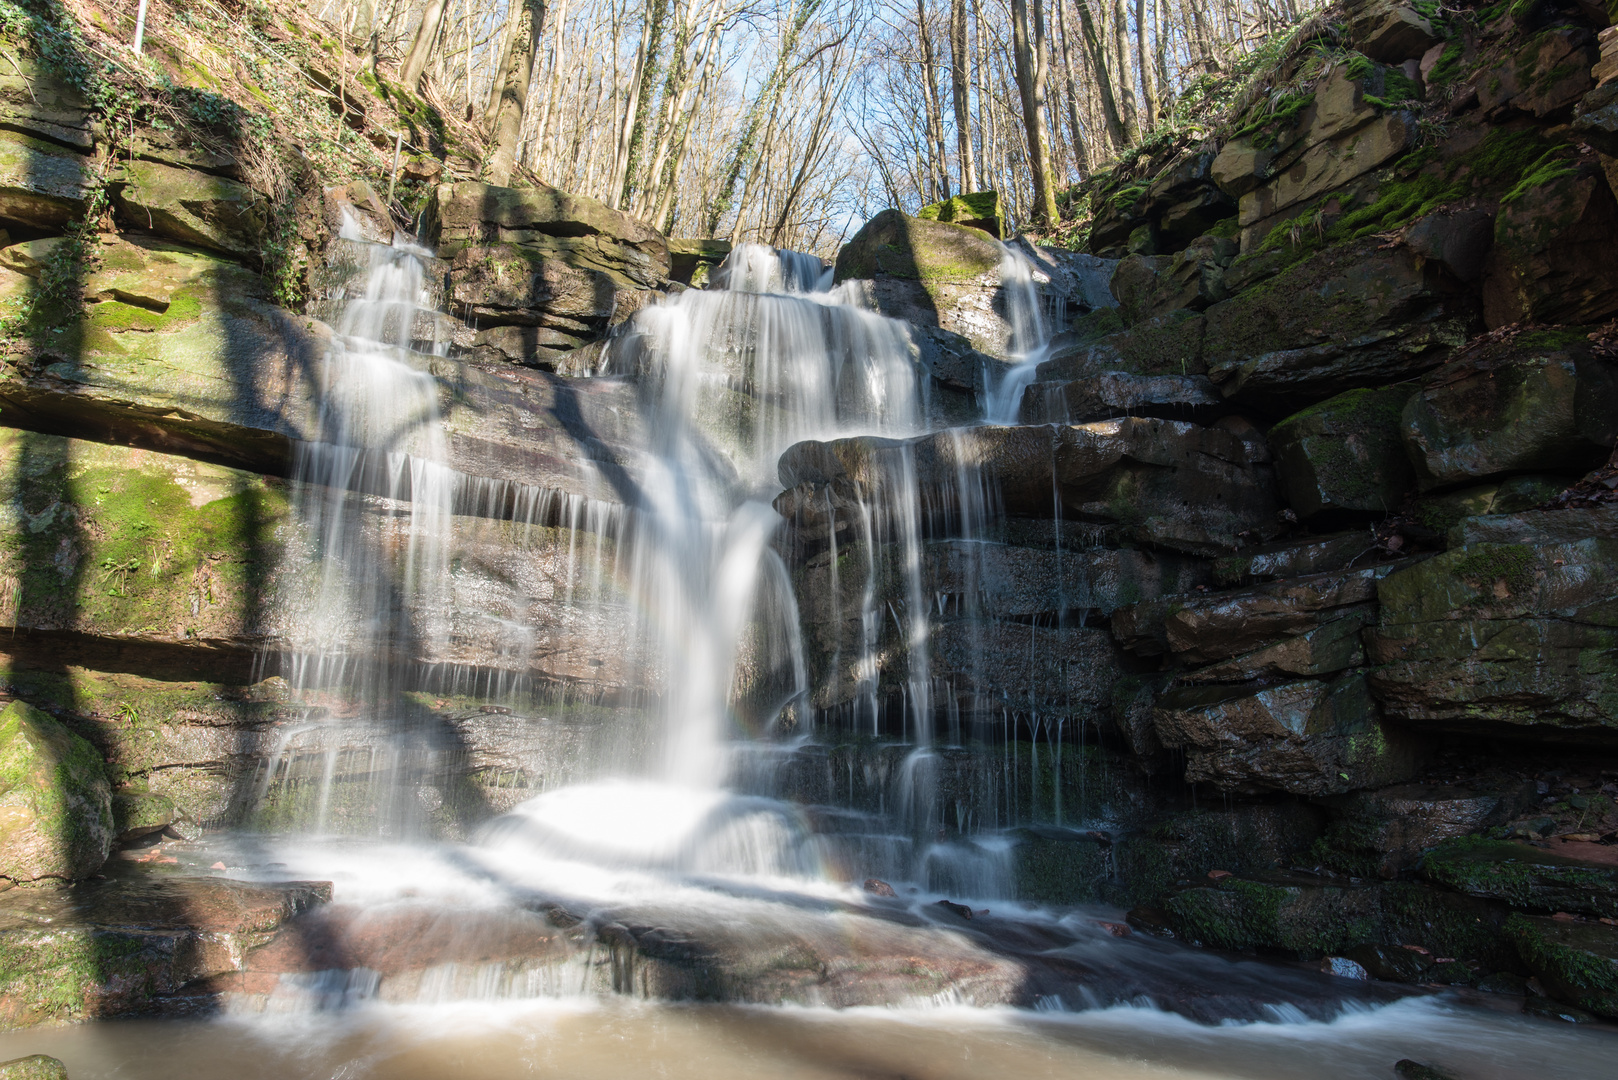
1367, 537, 1618, 737
1107, 803, 1325, 909
1270, 386, 1417, 521
110, 160, 267, 262
1482, 164, 1618, 328
0, 874, 330, 1026
0, 130, 89, 231
1202, 238, 1474, 413
0, 1057, 69, 1080
1346, 1, 1443, 64
0, 700, 112, 883
1423, 838, 1618, 918
916, 190, 1006, 239
834, 209, 1030, 356
1153, 672, 1425, 796
1508, 914, 1618, 1018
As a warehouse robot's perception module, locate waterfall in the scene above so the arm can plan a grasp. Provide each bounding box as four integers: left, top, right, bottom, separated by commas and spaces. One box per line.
983, 244, 1060, 423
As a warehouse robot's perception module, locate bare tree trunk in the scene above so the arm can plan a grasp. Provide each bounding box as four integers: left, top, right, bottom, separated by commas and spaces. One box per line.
401, 0, 448, 91
1110, 0, 1140, 142
1073, 0, 1125, 151
485, 0, 546, 185
1054, 0, 1091, 172
1135, 0, 1156, 130
1010, 0, 1058, 227
948, 0, 977, 193
484, 4, 519, 126
915, 0, 951, 201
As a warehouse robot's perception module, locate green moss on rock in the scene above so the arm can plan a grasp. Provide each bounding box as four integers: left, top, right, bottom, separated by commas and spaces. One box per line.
0, 700, 112, 882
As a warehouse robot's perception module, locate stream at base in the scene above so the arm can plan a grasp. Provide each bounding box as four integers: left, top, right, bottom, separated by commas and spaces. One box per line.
3, 995, 1612, 1079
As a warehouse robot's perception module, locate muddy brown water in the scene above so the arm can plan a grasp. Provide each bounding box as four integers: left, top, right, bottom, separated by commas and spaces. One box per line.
1, 996, 1612, 1079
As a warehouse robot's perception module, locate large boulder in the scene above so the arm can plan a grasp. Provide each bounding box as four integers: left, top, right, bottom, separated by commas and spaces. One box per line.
775, 418, 1282, 556
833, 209, 1013, 355
1201, 238, 1474, 413
1346, 1, 1444, 64
1270, 386, 1417, 521
1400, 333, 1618, 489
0, 130, 89, 230
1366, 531, 1618, 739
1153, 673, 1423, 796
0, 700, 113, 883
446, 242, 645, 333
1422, 838, 1618, 918
424, 180, 670, 289
110, 159, 267, 262
1481, 164, 1618, 327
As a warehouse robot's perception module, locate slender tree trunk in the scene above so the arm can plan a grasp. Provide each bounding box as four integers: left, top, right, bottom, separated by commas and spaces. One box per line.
401, 0, 448, 91
915, 0, 951, 201
1110, 0, 1140, 142
1009, 0, 1058, 227
484, 0, 546, 185
1054, 0, 1092, 171
484, 4, 519, 126
1073, 0, 1125, 151
948, 0, 977, 193
1134, 0, 1156, 130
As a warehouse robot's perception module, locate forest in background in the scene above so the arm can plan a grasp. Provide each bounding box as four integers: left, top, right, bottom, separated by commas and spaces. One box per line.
275, 0, 1315, 250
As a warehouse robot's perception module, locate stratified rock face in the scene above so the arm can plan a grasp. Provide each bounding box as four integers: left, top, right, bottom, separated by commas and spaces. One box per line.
1154, 673, 1423, 796
1482, 165, 1618, 327
0, 873, 330, 1026
1019, 370, 1225, 425
1201, 239, 1474, 413
0, 700, 113, 883
1476, 26, 1597, 119
1368, 528, 1618, 738
110, 159, 268, 261
447, 243, 639, 332
1401, 334, 1618, 489
0, 57, 91, 150
424, 180, 670, 288
1037, 310, 1207, 380
1210, 63, 1419, 247
833, 208, 1011, 354
1271, 386, 1417, 520
1154, 565, 1397, 664
776, 417, 1281, 556
0, 130, 89, 230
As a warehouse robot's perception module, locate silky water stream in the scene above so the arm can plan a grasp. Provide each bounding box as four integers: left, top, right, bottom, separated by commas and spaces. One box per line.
11, 229, 1612, 1078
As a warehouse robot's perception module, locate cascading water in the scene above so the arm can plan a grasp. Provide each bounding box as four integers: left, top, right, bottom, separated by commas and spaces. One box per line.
55, 226, 1588, 1074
